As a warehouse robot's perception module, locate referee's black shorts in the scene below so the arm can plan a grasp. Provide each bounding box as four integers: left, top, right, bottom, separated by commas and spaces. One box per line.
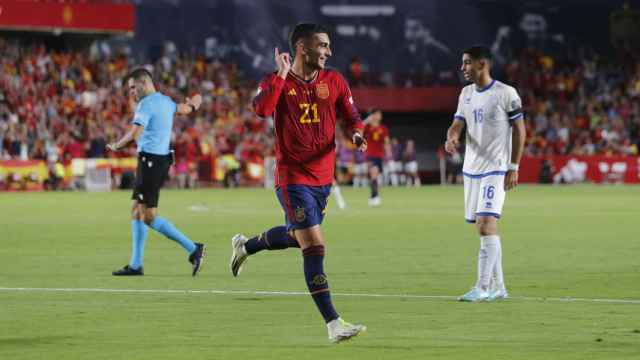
131, 151, 172, 208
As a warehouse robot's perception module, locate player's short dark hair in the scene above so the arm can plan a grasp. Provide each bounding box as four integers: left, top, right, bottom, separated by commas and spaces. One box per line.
124, 68, 153, 84
463, 46, 493, 61
289, 23, 331, 55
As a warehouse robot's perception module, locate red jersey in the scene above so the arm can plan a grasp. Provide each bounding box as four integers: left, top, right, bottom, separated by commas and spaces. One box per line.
364, 123, 389, 158
253, 69, 363, 186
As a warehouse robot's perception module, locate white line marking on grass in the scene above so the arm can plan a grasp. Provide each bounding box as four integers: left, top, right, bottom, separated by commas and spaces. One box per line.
0, 287, 639, 305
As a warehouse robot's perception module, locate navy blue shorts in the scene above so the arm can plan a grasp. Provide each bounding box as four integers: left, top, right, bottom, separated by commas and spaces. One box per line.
368, 157, 384, 172
276, 184, 331, 231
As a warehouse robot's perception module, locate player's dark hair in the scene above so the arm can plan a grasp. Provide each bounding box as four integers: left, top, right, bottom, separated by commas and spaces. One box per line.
463, 46, 493, 61
124, 68, 153, 84
289, 23, 331, 55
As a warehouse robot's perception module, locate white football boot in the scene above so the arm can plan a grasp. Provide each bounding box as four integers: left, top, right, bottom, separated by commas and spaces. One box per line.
230, 234, 248, 277
327, 318, 367, 343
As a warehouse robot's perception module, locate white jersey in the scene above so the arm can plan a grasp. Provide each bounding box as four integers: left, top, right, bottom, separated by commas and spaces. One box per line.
454, 79, 523, 175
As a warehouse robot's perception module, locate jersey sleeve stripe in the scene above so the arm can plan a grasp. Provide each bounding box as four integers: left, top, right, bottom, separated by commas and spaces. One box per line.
454, 115, 466, 122
507, 108, 523, 118
508, 113, 524, 123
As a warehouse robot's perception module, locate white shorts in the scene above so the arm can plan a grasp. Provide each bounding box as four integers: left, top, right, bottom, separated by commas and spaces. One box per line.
463, 172, 506, 223
390, 160, 403, 172
404, 161, 418, 173
353, 163, 367, 176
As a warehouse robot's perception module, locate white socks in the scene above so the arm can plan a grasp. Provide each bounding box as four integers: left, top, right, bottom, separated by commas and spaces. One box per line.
476, 235, 501, 291
491, 238, 504, 291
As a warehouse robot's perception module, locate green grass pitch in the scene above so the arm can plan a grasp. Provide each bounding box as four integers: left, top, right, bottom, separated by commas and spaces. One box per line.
1, 185, 639, 359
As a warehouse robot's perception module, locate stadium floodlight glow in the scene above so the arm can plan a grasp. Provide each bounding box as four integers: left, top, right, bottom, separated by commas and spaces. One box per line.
320, 5, 395, 17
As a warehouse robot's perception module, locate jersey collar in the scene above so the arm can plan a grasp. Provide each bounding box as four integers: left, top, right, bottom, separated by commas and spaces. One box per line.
289, 70, 320, 85
475, 79, 496, 93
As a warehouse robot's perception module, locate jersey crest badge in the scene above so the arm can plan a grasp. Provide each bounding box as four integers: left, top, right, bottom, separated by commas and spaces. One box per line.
316, 83, 329, 99
294, 207, 306, 223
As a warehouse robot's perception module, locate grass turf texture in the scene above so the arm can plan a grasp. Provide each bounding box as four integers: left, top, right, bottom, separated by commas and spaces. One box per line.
1, 185, 639, 359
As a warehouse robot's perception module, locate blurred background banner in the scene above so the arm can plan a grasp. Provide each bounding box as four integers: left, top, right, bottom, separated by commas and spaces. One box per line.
0, 0, 134, 35
124, 0, 629, 80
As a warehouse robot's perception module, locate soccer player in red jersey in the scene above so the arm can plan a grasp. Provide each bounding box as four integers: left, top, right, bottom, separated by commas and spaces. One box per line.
229, 23, 368, 343
363, 109, 390, 206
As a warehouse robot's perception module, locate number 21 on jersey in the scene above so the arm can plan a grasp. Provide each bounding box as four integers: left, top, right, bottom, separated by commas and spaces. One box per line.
299, 103, 320, 124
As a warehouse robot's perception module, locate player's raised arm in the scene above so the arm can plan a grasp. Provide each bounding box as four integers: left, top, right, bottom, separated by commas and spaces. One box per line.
252, 47, 291, 117
176, 94, 202, 116
336, 74, 366, 151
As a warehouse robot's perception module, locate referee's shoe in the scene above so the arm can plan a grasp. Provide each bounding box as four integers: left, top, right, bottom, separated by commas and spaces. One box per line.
112, 265, 144, 276
189, 243, 206, 276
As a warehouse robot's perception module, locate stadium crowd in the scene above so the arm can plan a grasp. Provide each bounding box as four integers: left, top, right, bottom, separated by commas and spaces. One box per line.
3, 38, 640, 190
505, 47, 640, 157
0, 38, 273, 189
0, 39, 421, 190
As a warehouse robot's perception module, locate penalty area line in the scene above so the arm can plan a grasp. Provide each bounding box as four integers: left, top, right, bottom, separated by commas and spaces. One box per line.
0, 287, 639, 305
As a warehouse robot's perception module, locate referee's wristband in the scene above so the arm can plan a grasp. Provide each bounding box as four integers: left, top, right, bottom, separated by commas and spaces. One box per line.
507, 163, 519, 171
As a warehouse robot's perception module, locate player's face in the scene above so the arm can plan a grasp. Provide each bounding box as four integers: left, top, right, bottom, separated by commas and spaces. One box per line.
460, 54, 486, 82
127, 78, 145, 102
460, 54, 477, 82
371, 111, 382, 125
303, 33, 332, 70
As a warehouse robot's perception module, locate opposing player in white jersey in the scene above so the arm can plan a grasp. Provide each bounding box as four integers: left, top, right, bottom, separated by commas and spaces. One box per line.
445, 46, 526, 302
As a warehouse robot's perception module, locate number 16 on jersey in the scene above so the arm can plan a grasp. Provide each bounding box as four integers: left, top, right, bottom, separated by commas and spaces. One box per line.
473, 109, 483, 124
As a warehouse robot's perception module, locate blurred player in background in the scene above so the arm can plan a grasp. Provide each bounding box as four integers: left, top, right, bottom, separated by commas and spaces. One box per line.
403, 139, 421, 186
229, 23, 367, 343
108, 68, 206, 277
331, 129, 349, 209
352, 143, 368, 187
363, 109, 389, 206
445, 46, 526, 302
388, 137, 403, 186
331, 178, 346, 209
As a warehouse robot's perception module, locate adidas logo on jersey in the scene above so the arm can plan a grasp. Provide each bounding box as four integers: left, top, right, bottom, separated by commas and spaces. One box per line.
288, 89, 297, 96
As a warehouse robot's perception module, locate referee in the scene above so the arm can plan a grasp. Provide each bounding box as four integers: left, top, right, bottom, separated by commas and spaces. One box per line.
108, 68, 205, 276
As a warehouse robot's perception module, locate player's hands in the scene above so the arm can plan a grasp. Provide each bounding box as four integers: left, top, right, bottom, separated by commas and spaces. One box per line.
445, 138, 459, 154
106, 143, 118, 152
187, 94, 202, 111
275, 47, 291, 79
353, 132, 367, 152
504, 170, 518, 191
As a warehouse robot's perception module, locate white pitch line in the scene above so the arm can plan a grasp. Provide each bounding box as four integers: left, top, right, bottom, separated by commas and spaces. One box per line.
0, 287, 639, 305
